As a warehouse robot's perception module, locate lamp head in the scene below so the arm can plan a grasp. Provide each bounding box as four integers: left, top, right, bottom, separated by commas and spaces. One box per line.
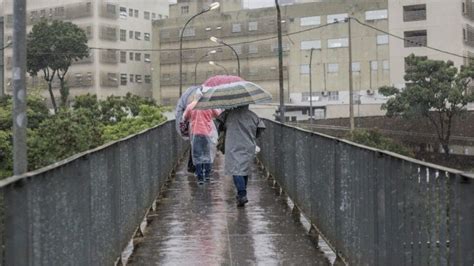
209, 61, 216, 65
210, 36, 221, 44
209, 2, 220, 10
208, 50, 217, 54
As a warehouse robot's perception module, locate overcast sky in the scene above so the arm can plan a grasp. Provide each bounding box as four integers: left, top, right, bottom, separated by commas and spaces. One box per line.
167, 0, 276, 9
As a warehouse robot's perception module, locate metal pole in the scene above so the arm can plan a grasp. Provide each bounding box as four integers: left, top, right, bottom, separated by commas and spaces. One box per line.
348, 17, 355, 132
179, 10, 207, 97
222, 42, 240, 76
194, 53, 209, 85
0, 17, 4, 97
309, 48, 314, 124
12, 0, 28, 174
212, 62, 229, 75
275, 0, 285, 123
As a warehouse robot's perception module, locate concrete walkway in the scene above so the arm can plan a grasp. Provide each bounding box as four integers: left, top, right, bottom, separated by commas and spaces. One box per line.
129, 153, 329, 265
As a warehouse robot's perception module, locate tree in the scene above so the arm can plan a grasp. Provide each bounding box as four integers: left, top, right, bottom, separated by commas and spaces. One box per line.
379, 54, 474, 155
27, 20, 89, 112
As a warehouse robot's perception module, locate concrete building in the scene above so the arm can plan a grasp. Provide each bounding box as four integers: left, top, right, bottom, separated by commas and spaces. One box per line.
1, 0, 168, 100
389, 0, 474, 89
0, 16, 4, 97
152, 0, 390, 121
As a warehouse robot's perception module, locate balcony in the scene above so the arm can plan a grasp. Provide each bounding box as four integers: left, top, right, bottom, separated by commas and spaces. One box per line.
99, 49, 119, 64
73, 52, 94, 65
464, 24, 474, 47
100, 2, 118, 19
403, 5, 426, 22
99, 25, 119, 41
67, 72, 94, 88
404, 30, 427, 47
100, 72, 119, 87
464, 0, 474, 20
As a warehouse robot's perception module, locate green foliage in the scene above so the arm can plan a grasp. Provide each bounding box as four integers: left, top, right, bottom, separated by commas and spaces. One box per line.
0, 131, 13, 179
348, 129, 414, 157
27, 109, 103, 170
0, 93, 165, 179
27, 19, 89, 111
102, 105, 166, 142
380, 54, 474, 155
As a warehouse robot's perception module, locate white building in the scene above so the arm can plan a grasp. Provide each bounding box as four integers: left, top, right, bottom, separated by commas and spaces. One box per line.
1, 0, 168, 100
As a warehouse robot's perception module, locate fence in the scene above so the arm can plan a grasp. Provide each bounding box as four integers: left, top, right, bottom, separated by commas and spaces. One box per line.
0, 120, 186, 265
258, 120, 474, 265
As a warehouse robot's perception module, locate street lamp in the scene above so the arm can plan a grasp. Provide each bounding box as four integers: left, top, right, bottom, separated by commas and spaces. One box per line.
309, 47, 315, 124
210, 36, 240, 76
194, 50, 216, 85
209, 61, 229, 75
179, 2, 220, 96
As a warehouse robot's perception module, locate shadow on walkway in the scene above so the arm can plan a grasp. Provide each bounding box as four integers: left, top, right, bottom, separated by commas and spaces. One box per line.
128, 153, 329, 265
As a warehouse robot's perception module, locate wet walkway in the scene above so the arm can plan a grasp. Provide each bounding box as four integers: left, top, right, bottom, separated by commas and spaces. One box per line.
129, 154, 329, 265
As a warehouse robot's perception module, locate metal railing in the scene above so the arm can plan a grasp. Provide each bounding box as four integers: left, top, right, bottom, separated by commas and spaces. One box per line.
258, 120, 474, 265
0, 121, 186, 265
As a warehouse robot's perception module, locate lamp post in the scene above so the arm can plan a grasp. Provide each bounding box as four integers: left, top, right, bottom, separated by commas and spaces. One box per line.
210, 36, 240, 76
209, 61, 229, 75
275, 0, 285, 123
309, 48, 315, 124
179, 2, 220, 97
194, 50, 216, 85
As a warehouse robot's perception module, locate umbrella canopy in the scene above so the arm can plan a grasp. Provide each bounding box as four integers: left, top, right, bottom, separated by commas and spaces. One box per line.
194, 76, 272, 110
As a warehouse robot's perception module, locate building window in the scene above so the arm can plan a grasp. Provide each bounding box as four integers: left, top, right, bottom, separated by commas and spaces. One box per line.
129, 30, 133, 39
135, 53, 141, 61
377, 35, 389, 45
106, 4, 116, 16
135, 31, 141, 40
383, 60, 390, 70
404, 30, 427, 47
136, 75, 142, 83
134, 9, 139, 18
248, 44, 258, 54
144, 54, 151, 63
120, 7, 127, 18
300, 40, 321, 50
352, 62, 361, 72
300, 16, 320, 26
300, 64, 310, 75
152, 13, 156, 19
129, 52, 134, 61
327, 13, 348, 23
181, 6, 189, 15
248, 21, 258, 31
130, 74, 134, 82
365, 9, 388, 21
128, 8, 133, 17
232, 23, 242, 33
328, 38, 349, 48
120, 51, 126, 63
328, 91, 339, 101
371, 61, 378, 71
121, 74, 127, 85
120, 29, 126, 41
144, 11, 150, 20
145, 75, 151, 84
144, 33, 150, 41
327, 63, 339, 73
182, 27, 195, 37
163, 74, 170, 81
234, 45, 242, 55
403, 4, 426, 22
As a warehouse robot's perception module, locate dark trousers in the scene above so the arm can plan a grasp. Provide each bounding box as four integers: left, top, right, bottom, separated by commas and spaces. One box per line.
233, 175, 249, 198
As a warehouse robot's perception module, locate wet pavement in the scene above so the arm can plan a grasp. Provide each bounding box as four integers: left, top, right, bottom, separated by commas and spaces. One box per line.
128, 153, 329, 265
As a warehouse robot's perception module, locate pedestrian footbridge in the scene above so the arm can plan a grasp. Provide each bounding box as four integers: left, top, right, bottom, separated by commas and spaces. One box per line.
0, 121, 473, 265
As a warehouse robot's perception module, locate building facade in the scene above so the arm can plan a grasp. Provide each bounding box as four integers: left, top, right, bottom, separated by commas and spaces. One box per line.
389, 0, 474, 89
0, 16, 4, 97
153, 0, 390, 120
2, 0, 168, 100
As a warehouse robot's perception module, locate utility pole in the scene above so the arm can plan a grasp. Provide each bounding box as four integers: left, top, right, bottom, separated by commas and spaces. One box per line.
309, 48, 314, 124
0, 17, 4, 97
12, 0, 28, 174
347, 17, 355, 132
275, 0, 285, 123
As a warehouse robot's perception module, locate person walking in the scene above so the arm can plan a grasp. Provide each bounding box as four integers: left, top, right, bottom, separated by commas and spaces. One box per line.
183, 92, 221, 184
175, 86, 200, 173
195, 75, 268, 207
218, 104, 265, 207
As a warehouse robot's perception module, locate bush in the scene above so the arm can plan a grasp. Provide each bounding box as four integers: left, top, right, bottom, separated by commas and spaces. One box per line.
348, 129, 414, 157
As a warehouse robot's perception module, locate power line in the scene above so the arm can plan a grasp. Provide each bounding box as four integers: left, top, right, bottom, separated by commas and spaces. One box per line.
351, 17, 470, 60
